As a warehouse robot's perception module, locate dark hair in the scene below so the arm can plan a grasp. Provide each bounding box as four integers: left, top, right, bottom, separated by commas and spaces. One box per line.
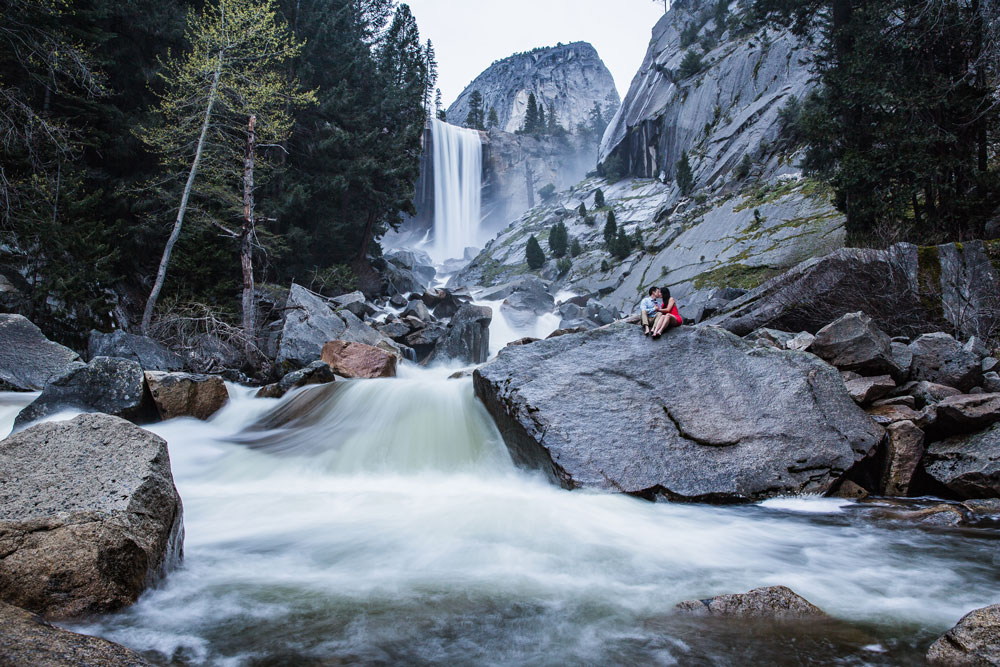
648, 286, 658, 296
660, 287, 670, 300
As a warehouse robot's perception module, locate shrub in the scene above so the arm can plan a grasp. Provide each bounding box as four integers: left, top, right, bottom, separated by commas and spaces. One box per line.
538, 183, 557, 200
549, 221, 568, 257
601, 259, 610, 272
556, 257, 572, 275
526, 235, 545, 269
584, 214, 596, 226
601, 153, 627, 182
570, 238, 582, 257
680, 22, 699, 48
678, 50, 703, 79
578, 202, 587, 216
735, 153, 753, 180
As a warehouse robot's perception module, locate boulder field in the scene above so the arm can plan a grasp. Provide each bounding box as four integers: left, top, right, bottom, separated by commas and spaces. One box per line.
474, 322, 883, 501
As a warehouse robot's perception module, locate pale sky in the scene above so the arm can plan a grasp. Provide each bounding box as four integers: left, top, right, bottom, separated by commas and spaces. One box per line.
404, 0, 668, 108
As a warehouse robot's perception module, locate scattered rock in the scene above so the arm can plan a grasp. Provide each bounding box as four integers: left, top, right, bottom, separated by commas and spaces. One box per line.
479, 275, 552, 303
674, 586, 828, 620
331, 291, 376, 319
984, 357, 999, 374
88, 329, 184, 372
547, 327, 587, 339
786, 331, 816, 351
255, 361, 336, 399
897, 380, 963, 408
834, 480, 870, 499
402, 299, 433, 322
866, 403, 932, 428
425, 303, 492, 365
808, 312, 901, 377
0, 414, 183, 619
882, 420, 925, 496
925, 422, 1000, 498
983, 372, 1000, 394
926, 604, 1000, 666
144, 371, 229, 420
909, 332, 984, 392
745, 328, 794, 349
0, 314, 80, 391
448, 370, 473, 380
872, 395, 916, 409
506, 337, 540, 347
890, 341, 913, 375
474, 324, 883, 501
935, 393, 1000, 432
845, 375, 896, 404
13, 357, 156, 430
389, 294, 408, 308
0, 600, 153, 666
321, 340, 397, 379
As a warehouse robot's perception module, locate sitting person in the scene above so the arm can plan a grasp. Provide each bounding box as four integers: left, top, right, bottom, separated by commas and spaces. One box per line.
651, 287, 682, 338
638, 286, 662, 335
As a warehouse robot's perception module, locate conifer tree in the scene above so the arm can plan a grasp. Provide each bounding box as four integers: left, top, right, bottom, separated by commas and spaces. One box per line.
676, 150, 694, 195
537, 103, 545, 134
594, 188, 605, 208
487, 106, 498, 129
526, 234, 545, 269
549, 221, 568, 257
578, 202, 587, 216
613, 227, 632, 260
603, 209, 617, 248
570, 237, 582, 257
523, 93, 539, 133
465, 90, 485, 130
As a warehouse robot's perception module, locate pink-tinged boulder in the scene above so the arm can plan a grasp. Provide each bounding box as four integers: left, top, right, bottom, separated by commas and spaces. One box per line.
321, 340, 397, 379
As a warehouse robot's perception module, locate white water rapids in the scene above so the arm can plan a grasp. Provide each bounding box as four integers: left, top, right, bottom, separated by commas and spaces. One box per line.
0, 369, 983, 665
431, 118, 482, 263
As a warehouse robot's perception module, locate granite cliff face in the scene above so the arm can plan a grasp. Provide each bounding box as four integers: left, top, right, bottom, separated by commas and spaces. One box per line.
448, 42, 620, 135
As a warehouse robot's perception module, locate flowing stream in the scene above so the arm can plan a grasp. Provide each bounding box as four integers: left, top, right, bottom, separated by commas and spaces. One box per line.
18, 367, 987, 666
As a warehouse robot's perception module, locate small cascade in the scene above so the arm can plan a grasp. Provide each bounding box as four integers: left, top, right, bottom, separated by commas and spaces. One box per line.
431, 118, 482, 263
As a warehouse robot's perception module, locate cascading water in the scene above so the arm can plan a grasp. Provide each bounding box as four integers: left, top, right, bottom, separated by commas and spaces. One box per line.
40, 368, 998, 666
431, 118, 482, 263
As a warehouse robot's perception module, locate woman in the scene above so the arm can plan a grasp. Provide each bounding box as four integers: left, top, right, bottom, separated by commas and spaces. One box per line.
651, 287, 682, 338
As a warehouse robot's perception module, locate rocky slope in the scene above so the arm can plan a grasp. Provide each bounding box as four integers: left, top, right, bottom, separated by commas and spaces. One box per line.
448, 42, 619, 135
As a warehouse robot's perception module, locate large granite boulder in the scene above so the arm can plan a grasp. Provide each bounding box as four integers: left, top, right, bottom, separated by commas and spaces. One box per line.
144, 371, 229, 420
809, 312, 901, 377
881, 420, 925, 496
426, 303, 492, 365
277, 284, 399, 369
88, 329, 184, 372
909, 332, 985, 392
255, 360, 336, 399
0, 414, 183, 619
385, 248, 436, 286
924, 422, 1000, 498
330, 291, 376, 319
0, 600, 152, 666
474, 324, 883, 500
674, 586, 828, 619
321, 340, 397, 378
927, 604, 1000, 666
0, 314, 80, 391
935, 394, 1000, 432
13, 357, 156, 430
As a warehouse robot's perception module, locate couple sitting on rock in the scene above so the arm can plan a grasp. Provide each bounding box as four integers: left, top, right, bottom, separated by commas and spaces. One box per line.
639, 286, 682, 338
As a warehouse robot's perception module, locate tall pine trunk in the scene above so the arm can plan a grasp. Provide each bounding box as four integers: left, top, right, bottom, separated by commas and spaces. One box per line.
141, 57, 222, 333
240, 115, 257, 357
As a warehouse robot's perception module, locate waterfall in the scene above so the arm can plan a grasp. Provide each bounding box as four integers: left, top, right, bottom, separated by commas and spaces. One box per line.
431, 118, 482, 263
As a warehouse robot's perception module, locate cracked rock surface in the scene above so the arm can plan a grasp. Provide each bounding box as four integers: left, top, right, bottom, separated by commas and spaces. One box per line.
474, 323, 883, 501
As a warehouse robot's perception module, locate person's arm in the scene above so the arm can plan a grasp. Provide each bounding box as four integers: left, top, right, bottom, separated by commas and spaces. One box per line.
665, 297, 677, 312
656, 300, 671, 313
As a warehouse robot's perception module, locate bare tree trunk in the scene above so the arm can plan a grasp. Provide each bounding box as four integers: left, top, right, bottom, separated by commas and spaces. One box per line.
357, 210, 377, 261
240, 115, 256, 358
141, 57, 222, 334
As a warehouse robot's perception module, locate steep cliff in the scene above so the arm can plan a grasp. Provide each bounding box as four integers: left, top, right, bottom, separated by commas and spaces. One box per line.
447, 42, 620, 135
600, 0, 813, 189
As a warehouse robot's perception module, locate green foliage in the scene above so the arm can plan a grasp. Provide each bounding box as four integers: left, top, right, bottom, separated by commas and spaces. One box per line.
735, 153, 753, 180
548, 221, 568, 257
578, 202, 587, 216
594, 188, 605, 207
584, 214, 596, 226
777, 95, 802, 144
526, 234, 545, 269
575, 100, 611, 146
522, 93, 541, 134
678, 50, 703, 79
570, 237, 583, 257
556, 256, 572, 276
603, 210, 617, 247
611, 227, 632, 260
676, 150, 694, 195
680, 22, 699, 48
538, 183, 557, 200
487, 106, 499, 129
601, 259, 610, 272
633, 226, 644, 251
465, 90, 485, 130
601, 152, 627, 182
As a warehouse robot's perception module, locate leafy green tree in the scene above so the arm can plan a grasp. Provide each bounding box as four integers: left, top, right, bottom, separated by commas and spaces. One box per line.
603, 209, 617, 248
678, 50, 703, 79
138, 0, 313, 332
676, 150, 694, 195
549, 221, 568, 257
594, 188, 605, 207
526, 234, 545, 269
465, 90, 485, 130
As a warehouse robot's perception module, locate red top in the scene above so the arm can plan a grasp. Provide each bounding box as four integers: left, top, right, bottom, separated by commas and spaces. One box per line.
668, 303, 682, 325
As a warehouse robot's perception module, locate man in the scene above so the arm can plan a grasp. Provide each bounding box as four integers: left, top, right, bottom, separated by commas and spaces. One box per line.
639, 286, 662, 335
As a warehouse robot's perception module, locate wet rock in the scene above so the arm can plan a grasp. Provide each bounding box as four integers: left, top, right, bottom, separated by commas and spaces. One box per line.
909, 332, 984, 392
256, 361, 336, 399
474, 324, 883, 500
425, 303, 492, 365
480, 275, 553, 303
809, 312, 900, 377
389, 294, 408, 308
0, 314, 80, 391
897, 380, 963, 408
385, 249, 436, 286
983, 372, 1000, 394
925, 422, 1000, 498
935, 393, 1000, 432
882, 420, 925, 496
431, 290, 471, 320
506, 337, 539, 347
402, 299, 433, 322
0, 600, 153, 666
0, 414, 183, 619
674, 586, 828, 620
964, 498, 1000, 515
14, 357, 156, 430
88, 330, 185, 372
375, 319, 411, 340
926, 604, 1000, 666
897, 504, 968, 526
331, 291, 376, 319
845, 375, 896, 405
448, 370, 473, 380
834, 480, 870, 499
321, 340, 397, 379
547, 327, 587, 339
142, 372, 228, 420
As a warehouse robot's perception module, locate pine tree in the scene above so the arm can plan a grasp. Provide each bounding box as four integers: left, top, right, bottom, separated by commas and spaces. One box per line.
735, 153, 753, 180
676, 150, 694, 195
422, 39, 437, 116
612, 227, 631, 260
570, 237, 582, 257
526, 234, 545, 269
547, 105, 559, 134
603, 210, 617, 248
549, 221, 568, 257
465, 89, 485, 130
435, 88, 443, 117
633, 226, 644, 251
678, 50, 703, 79
578, 202, 587, 216
594, 188, 605, 208
487, 106, 498, 129
537, 103, 546, 134
523, 93, 539, 133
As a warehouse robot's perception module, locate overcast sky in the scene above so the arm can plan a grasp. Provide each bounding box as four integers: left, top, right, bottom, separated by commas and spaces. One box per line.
404, 0, 668, 108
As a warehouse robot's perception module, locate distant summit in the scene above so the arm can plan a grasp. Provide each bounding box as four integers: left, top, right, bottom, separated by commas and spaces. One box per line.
447, 42, 619, 135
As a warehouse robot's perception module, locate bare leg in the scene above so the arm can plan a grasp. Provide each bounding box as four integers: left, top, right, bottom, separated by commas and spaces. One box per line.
641, 310, 651, 335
